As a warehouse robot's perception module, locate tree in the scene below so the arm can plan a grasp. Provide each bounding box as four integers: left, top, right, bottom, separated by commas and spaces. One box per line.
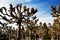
0, 22, 9, 40
0, 4, 38, 40
48, 27, 56, 40
36, 23, 47, 40
51, 3, 60, 40
24, 15, 39, 40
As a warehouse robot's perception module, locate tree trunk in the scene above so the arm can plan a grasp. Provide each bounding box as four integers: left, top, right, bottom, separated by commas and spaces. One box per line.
9, 34, 11, 40
18, 24, 21, 40
16, 31, 17, 40
41, 36, 44, 40
18, 19, 22, 40
34, 33, 36, 40
57, 34, 58, 40
22, 34, 24, 40
25, 35, 26, 40
51, 36, 54, 40
29, 30, 31, 40
39, 35, 41, 40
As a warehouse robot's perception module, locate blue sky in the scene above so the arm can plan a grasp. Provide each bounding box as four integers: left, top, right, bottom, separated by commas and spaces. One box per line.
0, 0, 60, 25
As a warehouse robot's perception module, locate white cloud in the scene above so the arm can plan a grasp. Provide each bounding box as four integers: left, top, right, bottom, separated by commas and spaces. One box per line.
38, 16, 54, 25
34, 10, 54, 25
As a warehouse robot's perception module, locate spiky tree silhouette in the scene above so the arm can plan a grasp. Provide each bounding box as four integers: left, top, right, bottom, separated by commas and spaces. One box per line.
51, 3, 60, 40
22, 15, 39, 40
0, 4, 38, 40
26, 16, 39, 40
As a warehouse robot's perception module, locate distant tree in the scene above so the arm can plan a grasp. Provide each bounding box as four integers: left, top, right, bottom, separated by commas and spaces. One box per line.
43, 23, 48, 29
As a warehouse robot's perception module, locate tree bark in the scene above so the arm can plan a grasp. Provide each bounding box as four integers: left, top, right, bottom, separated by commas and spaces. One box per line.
18, 19, 22, 40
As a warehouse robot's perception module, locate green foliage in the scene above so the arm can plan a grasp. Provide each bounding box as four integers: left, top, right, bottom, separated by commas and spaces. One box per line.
0, 33, 7, 37
43, 23, 48, 29
44, 35, 51, 40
